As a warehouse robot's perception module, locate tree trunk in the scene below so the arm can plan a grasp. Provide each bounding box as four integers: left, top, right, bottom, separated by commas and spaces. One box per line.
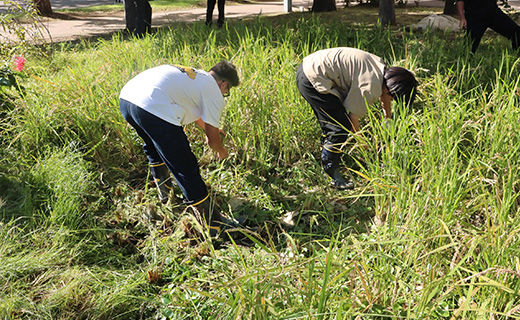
443, 0, 457, 15
33, 0, 53, 16
379, 0, 396, 26
311, 0, 337, 12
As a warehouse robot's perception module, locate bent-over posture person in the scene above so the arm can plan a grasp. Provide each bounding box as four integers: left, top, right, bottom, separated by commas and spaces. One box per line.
457, 0, 520, 53
119, 61, 239, 235
296, 47, 418, 190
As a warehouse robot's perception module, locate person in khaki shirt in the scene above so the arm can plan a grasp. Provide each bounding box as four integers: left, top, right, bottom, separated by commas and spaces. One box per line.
296, 47, 418, 189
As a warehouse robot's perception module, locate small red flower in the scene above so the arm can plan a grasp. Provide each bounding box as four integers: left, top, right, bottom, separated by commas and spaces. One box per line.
13, 56, 25, 72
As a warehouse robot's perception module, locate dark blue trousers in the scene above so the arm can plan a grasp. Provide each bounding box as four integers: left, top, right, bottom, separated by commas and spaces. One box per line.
119, 99, 208, 204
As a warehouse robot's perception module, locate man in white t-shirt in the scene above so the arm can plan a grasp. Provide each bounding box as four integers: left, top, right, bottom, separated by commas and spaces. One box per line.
119, 61, 239, 235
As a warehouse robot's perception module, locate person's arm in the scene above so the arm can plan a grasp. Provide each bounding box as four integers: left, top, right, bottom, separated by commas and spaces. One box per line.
204, 122, 228, 159
457, 0, 467, 29
196, 118, 226, 136
380, 92, 392, 119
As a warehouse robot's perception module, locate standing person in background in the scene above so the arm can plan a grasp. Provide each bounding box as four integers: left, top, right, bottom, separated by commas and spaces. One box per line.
119, 61, 240, 236
205, 0, 226, 28
296, 47, 418, 190
124, 0, 152, 36
457, 0, 520, 53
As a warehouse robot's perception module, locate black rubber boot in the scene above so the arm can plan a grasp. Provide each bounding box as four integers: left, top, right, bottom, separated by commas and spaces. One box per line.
150, 162, 174, 204
322, 147, 355, 190
327, 167, 355, 190
193, 197, 242, 237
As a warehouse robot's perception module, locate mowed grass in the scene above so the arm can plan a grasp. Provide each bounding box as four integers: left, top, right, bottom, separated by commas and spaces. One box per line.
1, 5, 520, 319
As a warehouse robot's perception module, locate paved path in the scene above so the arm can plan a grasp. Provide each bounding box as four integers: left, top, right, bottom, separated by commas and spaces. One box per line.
1, 0, 518, 43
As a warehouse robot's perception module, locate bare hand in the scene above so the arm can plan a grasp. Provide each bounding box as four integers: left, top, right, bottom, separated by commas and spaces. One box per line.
459, 18, 467, 29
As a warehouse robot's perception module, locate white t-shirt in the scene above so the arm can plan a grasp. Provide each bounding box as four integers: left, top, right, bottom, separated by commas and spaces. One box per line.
119, 64, 225, 128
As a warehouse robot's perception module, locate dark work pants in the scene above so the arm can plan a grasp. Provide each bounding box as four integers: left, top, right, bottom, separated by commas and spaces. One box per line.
296, 63, 352, 150
206, 0, 225, 25
296, 64, 353, 174
125, 0, 152, 35
119, 99, 208, 204
466, 7, 520, 53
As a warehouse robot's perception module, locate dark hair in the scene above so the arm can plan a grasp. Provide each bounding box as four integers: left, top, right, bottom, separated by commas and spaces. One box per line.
383, 66, 418, 106
210, 61, 240, 87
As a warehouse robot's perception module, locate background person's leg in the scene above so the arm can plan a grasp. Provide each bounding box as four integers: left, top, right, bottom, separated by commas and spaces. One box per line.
217, 0, 225, 27
206, 0, 216, 25
488, 8, 520, 50
124, 0, 136, 33
143, 0, 152, 34
466, 16, 488, 53
135, 0, 151, 35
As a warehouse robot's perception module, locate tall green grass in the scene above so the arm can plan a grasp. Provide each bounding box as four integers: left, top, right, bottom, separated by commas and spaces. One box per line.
1, 8, 520, 319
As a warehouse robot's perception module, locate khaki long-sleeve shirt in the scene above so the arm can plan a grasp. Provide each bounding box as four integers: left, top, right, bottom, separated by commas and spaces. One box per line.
302, 47, 386, 118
